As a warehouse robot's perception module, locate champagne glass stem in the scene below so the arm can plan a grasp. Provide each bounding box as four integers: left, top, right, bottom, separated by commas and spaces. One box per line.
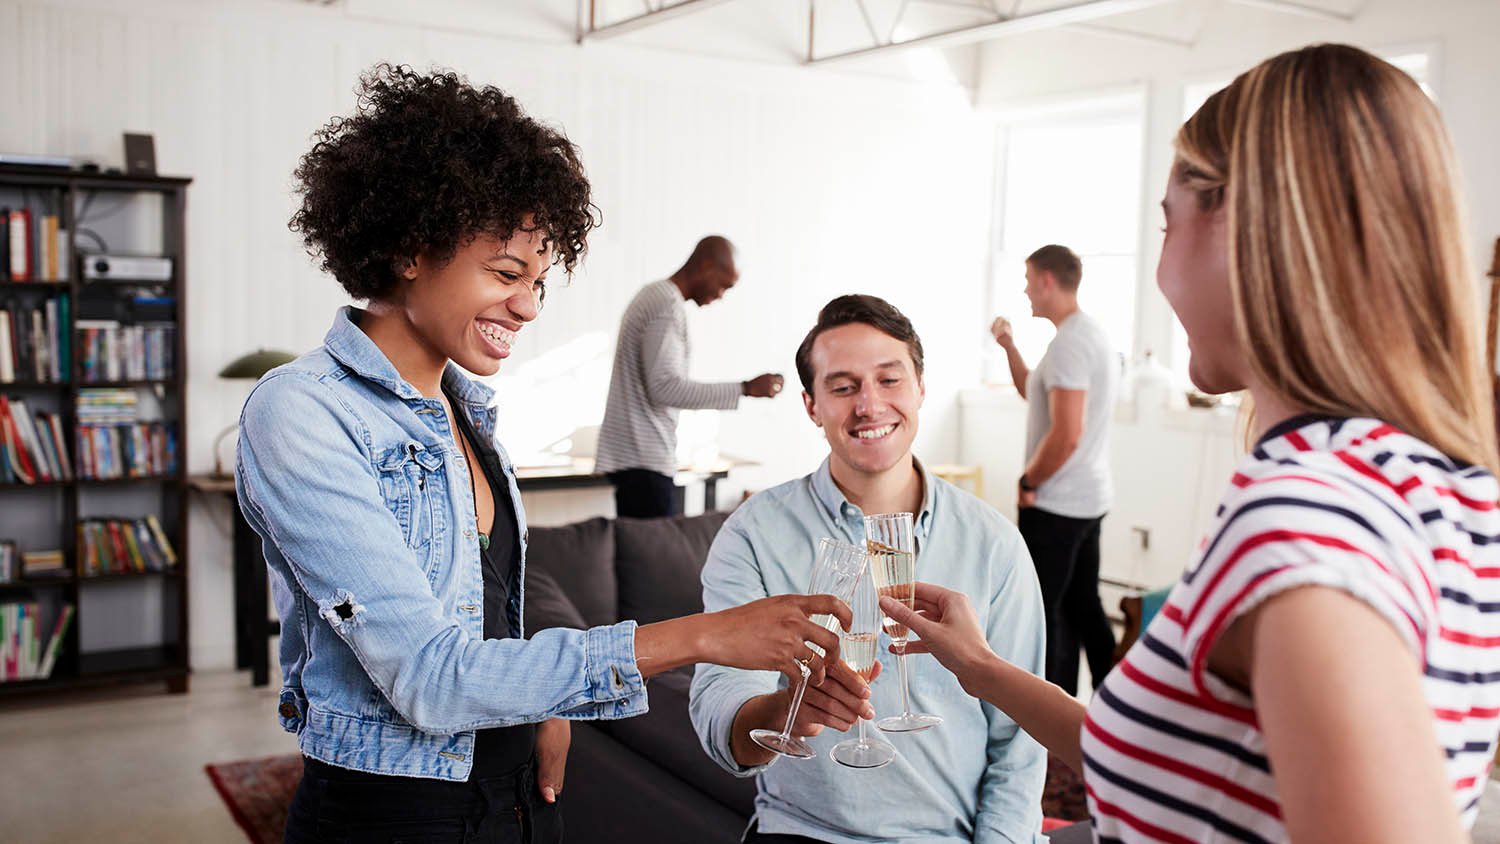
857, 715, 868, 746
896, 648, 914, 718
778, 664, 812, 740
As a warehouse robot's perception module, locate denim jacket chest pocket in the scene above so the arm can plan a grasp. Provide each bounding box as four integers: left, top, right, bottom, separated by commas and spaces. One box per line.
375, 441, 445, 557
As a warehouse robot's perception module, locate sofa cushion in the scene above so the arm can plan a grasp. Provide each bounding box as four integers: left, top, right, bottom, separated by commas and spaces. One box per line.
615, 511, 731, 626
523, 567, 589, 633
564, 721, 750, 843
524, 516, 617, 628
596, 666, 758, 818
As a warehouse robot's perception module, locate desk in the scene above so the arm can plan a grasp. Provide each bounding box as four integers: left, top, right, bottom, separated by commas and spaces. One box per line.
192, 460, 747, 687
512, 458, 738, 511
189, 475, 277, 688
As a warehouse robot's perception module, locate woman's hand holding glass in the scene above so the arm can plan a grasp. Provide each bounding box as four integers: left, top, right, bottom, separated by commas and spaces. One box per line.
702, 593, 853, 686
879, 581, 999, 699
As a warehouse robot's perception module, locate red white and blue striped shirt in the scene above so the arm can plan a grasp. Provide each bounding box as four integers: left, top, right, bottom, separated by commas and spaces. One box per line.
1082, 415, 1500, 842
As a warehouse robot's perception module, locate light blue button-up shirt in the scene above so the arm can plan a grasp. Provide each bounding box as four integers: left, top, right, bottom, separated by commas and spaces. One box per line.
690, 457, 1048, 843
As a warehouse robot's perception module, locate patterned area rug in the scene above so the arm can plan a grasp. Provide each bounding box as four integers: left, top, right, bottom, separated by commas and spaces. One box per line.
204, 751, 1089, 841
205, 753, 303, 844
1043, 753, 1090, 823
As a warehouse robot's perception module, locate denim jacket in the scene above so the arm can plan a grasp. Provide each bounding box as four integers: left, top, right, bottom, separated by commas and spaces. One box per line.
235, 307, 648, 781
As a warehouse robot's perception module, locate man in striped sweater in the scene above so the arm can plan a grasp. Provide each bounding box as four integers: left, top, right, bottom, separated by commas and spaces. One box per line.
595, 236, 783, 518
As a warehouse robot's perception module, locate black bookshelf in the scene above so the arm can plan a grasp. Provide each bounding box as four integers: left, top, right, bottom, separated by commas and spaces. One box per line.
0, 163, 191, 698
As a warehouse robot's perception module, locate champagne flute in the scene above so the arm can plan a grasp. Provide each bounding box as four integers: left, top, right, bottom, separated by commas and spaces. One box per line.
865, 512, 942, 733
831, 560, 897, 769
750, 538, 867, 759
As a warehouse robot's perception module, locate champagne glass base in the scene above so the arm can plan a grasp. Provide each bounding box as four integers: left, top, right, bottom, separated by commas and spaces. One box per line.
831, 738, 896, 769
750, 729, 817, 759
875, 713, 943, 733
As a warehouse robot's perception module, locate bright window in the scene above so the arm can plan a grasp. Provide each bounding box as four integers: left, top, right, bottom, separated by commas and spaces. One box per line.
985, 93, 1143, 382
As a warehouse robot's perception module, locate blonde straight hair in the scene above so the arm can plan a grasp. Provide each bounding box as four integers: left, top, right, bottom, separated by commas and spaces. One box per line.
1175, 43, 1499, 478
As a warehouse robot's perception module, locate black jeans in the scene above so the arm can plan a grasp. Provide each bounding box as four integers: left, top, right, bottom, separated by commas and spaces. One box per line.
284, 755, 562, 844
1018, 507, 1116, 695
608, 468, 680, 519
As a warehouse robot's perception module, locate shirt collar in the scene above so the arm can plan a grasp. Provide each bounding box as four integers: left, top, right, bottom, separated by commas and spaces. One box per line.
323, 306, 496, 408
810, 456, 937, 542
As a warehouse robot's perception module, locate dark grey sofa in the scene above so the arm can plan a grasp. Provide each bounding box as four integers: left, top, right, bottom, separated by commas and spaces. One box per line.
522, 512, 756, 843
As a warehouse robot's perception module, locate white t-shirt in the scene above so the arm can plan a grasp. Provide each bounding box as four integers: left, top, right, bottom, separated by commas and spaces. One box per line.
1023, 310, 1118, 519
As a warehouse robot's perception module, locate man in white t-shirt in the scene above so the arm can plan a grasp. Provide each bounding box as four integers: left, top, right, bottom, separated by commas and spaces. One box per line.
991, 244, 1119, 695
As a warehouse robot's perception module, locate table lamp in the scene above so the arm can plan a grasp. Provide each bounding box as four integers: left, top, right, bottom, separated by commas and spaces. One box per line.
212, 349, 297, 478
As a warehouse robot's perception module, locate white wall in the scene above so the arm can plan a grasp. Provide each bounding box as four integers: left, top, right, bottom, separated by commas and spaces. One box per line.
0, 0, 994, 670
958, 390, 1241, 616
976, 0, 1500, 374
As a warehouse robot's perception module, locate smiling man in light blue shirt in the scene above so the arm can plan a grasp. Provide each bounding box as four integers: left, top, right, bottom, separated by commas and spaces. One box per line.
690, 295, 1048, 843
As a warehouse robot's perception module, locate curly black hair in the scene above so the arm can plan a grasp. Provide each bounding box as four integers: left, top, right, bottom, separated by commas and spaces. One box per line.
290, 63, 598, 300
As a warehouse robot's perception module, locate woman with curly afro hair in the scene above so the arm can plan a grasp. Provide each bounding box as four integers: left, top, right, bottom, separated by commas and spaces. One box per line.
234, 65, 852, 843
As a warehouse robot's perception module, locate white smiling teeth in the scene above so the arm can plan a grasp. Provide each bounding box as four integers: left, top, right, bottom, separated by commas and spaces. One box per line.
855, 425, 895, 440
477, 321, 515, 349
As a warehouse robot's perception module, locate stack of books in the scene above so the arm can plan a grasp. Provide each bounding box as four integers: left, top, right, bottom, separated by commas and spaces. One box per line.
0, 395, 72, 484
74, 388, 176, 480
77, 516, 177, 576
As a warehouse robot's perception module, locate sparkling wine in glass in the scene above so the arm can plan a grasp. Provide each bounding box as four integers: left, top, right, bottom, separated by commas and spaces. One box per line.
831, 562, 897, 769
865, 512, 942, 733
749, 538, 867, 759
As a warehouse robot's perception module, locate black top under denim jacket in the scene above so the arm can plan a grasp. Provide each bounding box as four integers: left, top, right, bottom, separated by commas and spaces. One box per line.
449, 385, 536, 777
304, 387, 534, 783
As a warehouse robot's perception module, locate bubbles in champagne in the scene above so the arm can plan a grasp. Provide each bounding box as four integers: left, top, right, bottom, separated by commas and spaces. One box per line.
841, 632, 879, 680
866, 540, 915, 642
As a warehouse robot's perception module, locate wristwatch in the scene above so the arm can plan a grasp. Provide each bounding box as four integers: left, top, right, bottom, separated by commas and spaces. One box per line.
1018, 474, 1036, 492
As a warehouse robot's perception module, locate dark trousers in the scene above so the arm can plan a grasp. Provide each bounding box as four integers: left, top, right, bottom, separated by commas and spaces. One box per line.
284, 755, 561, 844
1018, 507, 1116, 695
608, 469, 681, 519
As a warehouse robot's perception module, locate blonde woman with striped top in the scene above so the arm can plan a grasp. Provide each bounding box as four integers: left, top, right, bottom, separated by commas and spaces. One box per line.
882, 43, 1500, 842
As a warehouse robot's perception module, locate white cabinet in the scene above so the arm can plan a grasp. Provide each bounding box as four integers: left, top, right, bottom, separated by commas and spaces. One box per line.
956, 388, 1242, 597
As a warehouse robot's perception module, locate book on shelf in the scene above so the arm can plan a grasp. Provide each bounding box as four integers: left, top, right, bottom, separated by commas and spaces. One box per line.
77, 388, 139, 424
0, 539, 16, 582
78, 517, 177, 576
76, 320, 174, 383
20, 549, 65, 577
2, 201, 69, 284
0, 395, 72, 484
0, 602, 73, 682
0, 294, 68, 384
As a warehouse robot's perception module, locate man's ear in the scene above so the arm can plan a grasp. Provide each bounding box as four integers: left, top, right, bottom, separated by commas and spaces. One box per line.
803, 390, 821, 427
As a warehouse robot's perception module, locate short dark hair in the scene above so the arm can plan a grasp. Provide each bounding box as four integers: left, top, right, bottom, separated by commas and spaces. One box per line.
1027, 244, 1082, 291
290, 63, 599, 301
794, 295, 925, 393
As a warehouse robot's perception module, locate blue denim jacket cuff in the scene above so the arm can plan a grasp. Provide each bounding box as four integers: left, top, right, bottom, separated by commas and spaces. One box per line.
585, 620, 647, 710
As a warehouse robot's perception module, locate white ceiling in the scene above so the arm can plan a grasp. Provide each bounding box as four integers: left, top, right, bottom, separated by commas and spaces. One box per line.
334, 0, 1371, 87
